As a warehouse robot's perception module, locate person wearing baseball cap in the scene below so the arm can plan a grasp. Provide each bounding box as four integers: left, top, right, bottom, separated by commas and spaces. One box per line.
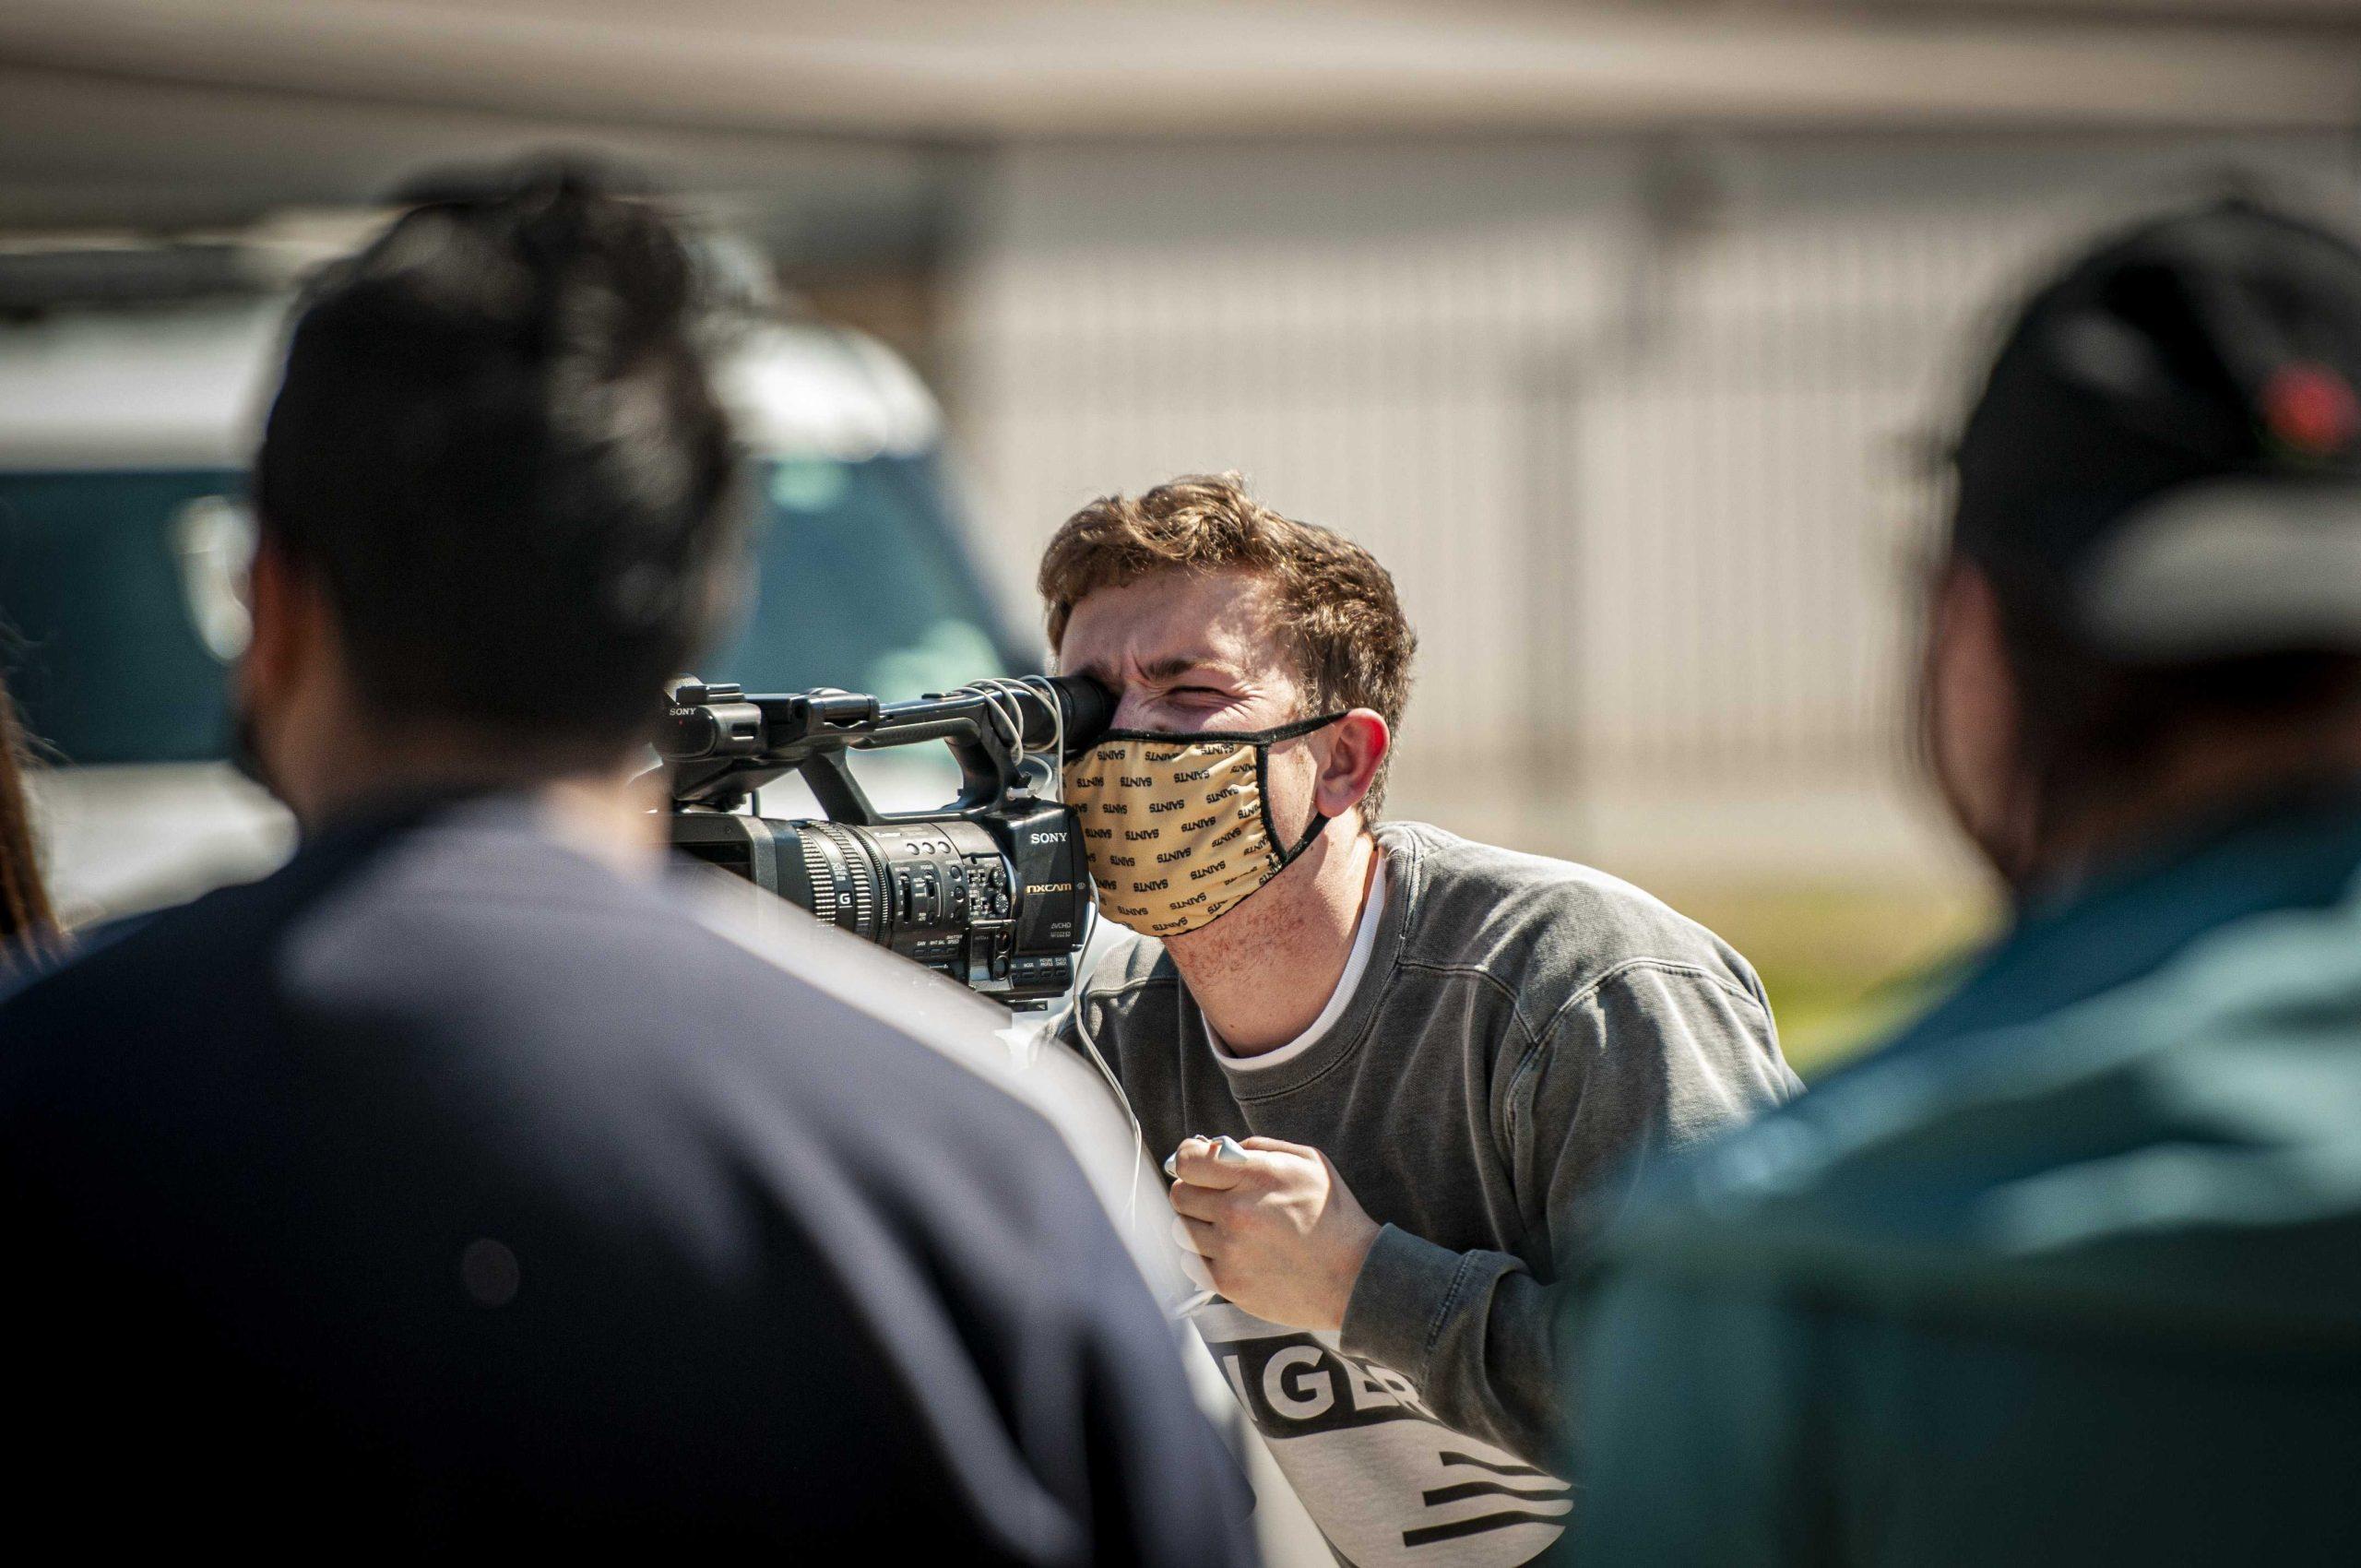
1564, 198, 2361, 1565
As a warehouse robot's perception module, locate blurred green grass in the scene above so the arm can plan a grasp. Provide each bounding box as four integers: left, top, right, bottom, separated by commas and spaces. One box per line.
1661, 881, 1993, 1078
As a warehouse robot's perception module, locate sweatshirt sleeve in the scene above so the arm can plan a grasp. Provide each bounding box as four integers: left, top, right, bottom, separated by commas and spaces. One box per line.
1338, 961, 1795, 1467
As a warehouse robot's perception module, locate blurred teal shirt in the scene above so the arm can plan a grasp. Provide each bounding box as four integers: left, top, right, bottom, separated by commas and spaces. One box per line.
1565, 787, 2361, 1566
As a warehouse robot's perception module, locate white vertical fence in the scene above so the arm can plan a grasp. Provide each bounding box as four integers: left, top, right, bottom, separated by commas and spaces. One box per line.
946, 131, 2358, 887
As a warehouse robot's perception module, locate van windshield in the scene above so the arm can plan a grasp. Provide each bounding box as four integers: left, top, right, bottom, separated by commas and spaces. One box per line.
0, 454, 1031, 766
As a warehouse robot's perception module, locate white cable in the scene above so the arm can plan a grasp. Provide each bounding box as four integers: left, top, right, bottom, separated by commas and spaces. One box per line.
1068, 849, 1162, 1253
1001, 674, 1146, 1225
1167, 994, 1224, 1316
1036, 674, 1065, 798
960, 679, 1025, 766
960, 675, 1142, 1206
955, 673, 1068, 801
1067, 977, 1154, 1232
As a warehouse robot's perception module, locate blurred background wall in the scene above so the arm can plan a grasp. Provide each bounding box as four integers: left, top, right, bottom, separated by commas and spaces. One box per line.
947, 125, 2361, 1053
6, 1, 2361, 1064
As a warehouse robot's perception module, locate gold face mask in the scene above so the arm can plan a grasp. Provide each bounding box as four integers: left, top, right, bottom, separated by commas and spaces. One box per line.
1064, 713, 1345, 939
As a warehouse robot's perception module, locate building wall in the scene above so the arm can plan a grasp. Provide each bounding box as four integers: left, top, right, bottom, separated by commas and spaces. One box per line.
944, 131, 2358, 891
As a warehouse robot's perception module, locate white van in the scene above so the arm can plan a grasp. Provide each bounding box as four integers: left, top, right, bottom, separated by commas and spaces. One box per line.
0, 265, 1034, 926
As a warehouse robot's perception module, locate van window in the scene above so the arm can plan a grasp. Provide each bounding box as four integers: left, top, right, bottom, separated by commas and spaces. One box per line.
0, 469, 243, 765
0, 455, 1030, 766
714, 454, 1031, 700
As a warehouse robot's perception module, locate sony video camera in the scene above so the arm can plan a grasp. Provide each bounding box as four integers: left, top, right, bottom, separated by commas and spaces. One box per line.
658, 674, 1114, 1008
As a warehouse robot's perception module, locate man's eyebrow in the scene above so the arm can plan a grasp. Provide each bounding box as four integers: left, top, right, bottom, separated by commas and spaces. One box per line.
1066, 653, 1230, 685
1136, 655, 1227, 683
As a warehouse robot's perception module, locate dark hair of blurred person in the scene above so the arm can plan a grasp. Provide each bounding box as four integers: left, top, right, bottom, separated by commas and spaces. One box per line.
245, 164, 742, 813
1568, 198, 2361, 1567
0, 163, 1253, 1562
0, 671, 58, 960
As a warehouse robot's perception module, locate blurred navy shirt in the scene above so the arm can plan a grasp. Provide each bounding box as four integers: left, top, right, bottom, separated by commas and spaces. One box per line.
0, 793, 1252, 1561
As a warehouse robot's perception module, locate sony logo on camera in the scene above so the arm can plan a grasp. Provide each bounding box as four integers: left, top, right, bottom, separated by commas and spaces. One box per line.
1028, 829, 1068, 845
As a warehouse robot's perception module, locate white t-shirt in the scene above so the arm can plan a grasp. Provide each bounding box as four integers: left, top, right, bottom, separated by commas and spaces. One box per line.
1203, 853, 1387, 1068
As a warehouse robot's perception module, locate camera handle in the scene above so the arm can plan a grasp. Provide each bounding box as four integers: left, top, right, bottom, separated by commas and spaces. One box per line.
661, 682, 1038, 825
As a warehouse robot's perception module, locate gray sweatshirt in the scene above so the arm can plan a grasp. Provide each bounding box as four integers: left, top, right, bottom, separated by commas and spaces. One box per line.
1062, 821, 1798, 1566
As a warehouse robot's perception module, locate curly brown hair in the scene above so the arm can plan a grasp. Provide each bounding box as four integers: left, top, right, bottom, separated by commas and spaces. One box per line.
1038, 473, 1418, 817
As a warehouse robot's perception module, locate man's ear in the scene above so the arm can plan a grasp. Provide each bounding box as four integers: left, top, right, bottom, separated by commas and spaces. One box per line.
239, 531, 341, 757
1313, 710, 1391, 819
1926, 559, 2034, 885
241, 531, 305, 706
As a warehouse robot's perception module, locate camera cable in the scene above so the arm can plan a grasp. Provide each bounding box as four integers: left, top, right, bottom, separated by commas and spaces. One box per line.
961, 679, 1219, 1315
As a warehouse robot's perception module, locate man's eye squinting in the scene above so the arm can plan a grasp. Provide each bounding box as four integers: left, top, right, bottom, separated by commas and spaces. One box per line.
1161, 684, 1244, 710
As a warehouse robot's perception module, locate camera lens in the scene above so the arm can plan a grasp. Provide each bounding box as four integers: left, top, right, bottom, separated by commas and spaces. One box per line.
793, 822, 881, 940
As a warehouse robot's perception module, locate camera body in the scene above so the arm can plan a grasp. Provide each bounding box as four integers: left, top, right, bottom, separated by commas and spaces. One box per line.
658, 676, 1111, 1008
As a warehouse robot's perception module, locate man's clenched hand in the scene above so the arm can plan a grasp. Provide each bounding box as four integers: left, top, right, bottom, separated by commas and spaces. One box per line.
1169, 1135, 1382, 1330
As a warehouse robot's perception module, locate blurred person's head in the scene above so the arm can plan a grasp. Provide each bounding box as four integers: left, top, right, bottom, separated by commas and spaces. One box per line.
0, 672, 58, 964
245, 163, 742, 830
1921, 199, 2361, 895
1038, 474, 1412, 933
